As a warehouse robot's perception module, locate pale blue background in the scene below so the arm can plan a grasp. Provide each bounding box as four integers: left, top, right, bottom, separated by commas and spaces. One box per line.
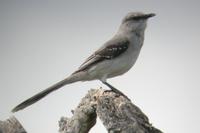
0, 0, 200, 132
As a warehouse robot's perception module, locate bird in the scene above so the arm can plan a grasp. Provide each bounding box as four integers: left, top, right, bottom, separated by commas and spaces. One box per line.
12, 12, 155, 112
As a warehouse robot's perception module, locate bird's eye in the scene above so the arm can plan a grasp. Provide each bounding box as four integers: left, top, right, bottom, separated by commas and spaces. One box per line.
123, 16, 143, 23
125, 16, 143, 22
132, 16, 143, 21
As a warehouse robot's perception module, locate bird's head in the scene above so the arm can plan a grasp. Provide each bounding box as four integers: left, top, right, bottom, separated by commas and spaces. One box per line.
120, 12, 155, 33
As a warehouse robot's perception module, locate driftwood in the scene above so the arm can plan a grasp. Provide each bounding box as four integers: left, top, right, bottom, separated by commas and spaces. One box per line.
0, 88, 162, 133
0, 116, 26, 133
59, 88, 163, 133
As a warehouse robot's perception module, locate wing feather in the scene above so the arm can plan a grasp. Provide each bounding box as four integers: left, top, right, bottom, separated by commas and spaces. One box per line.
73, 37, 129, 74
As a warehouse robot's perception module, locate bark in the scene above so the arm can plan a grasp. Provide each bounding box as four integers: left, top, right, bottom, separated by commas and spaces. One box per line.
0, 116, 26, 133
59, 89, 98, 133
59, 89, 163, 133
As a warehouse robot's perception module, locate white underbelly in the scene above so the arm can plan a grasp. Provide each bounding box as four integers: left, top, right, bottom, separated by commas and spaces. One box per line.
86, 47, 141, 80
107, 49, 140, 78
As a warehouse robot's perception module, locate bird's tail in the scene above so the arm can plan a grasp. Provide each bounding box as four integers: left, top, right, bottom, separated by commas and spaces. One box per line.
12, 73, 84, 113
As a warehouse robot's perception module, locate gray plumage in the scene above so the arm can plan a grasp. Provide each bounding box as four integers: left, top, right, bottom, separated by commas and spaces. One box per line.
12, 12, 155, 112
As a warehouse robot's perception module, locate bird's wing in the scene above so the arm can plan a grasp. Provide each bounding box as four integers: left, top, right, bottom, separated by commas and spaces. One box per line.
73, 37, 130, 74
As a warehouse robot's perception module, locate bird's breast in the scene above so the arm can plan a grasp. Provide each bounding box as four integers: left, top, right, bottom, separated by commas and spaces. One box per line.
107, 45, 141, 78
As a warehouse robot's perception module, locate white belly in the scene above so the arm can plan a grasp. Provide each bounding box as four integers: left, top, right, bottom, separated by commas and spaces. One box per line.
86, 46, 141, 81
107, 47, 141, 78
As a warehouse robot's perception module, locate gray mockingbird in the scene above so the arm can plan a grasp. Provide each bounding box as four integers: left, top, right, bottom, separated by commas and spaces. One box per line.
12, 12, 155, 112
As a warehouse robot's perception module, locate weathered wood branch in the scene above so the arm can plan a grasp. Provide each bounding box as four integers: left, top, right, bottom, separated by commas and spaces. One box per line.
59, 89, 98, 133
59, 88, 163, 133
0, 116, 26, 133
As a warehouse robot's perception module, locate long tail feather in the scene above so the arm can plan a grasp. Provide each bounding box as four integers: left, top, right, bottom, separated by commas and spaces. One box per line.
12, 74, 81, 112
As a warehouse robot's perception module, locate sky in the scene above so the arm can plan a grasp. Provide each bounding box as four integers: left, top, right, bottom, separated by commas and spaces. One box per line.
0, 0, 200, 132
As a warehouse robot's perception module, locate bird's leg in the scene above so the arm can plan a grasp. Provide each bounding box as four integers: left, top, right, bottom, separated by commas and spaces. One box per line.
102, 81, 130, 101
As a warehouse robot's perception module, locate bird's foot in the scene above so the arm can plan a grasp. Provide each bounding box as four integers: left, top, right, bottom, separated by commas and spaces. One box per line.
102, 81, 131, 101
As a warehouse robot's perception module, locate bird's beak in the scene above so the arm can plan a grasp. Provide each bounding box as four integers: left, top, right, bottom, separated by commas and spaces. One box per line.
144, 13, 156, 19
